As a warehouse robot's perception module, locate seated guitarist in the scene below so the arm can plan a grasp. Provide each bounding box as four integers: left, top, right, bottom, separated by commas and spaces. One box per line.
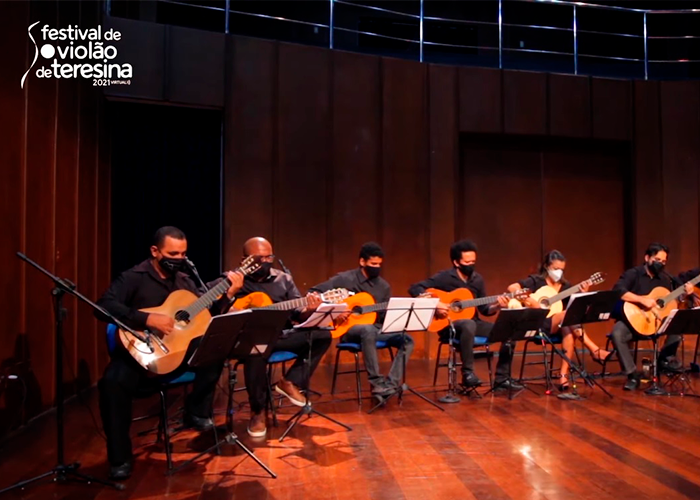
610, 242, 695, 390
310, 242, 413, 398
95, 226, 243, 480
234, 237, 330, 438
507, 250, 612, 392
657, 266, 700, 369
408, 239, 516, 391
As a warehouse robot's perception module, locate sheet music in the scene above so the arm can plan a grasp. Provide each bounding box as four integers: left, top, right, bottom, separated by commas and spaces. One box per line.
294, 303, 348, 329
381, 297, 438, 333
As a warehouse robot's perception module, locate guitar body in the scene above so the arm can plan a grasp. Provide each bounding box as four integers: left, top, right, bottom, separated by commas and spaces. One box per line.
331, 292, 377, 338
118, 289, 212, 375
531, 286, 563, 318
232, 291, 274, 310
427, 288, 476, 332
623, 287, 678, 336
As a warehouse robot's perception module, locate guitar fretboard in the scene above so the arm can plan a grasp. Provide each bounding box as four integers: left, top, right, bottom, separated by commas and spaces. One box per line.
662, 273, 700, 306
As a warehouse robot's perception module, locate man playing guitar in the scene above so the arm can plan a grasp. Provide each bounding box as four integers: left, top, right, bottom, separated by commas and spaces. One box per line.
96, 226, 243, 480
310, 242, 413, 398
408, 240, 515, 391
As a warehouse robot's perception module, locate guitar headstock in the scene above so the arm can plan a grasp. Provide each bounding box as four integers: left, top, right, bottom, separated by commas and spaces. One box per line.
321, 288, 351, 303
588, 272, 606, 286
237, 255, 262, 277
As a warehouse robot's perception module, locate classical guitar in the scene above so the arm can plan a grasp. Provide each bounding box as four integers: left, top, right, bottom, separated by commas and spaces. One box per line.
117, 255, 262, 375
624, 273, 700, 336
232, 288, 351, 312
426, 288, 531, 332
507, 272, 605, 318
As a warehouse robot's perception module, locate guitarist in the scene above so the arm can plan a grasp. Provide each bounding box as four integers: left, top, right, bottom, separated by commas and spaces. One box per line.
610, 243, 695, 390
657, 266, 700, 370
233, 237, 329, 438
408, 239, 515, 391
95, 226, 244, 480
310, 242, 412, 399
507, 250, 612, 391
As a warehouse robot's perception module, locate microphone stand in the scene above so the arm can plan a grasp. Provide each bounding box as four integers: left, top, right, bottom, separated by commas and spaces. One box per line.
185, 257, 209, 291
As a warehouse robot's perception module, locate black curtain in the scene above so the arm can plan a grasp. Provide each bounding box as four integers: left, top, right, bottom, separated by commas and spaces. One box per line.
109, 101, 222, 284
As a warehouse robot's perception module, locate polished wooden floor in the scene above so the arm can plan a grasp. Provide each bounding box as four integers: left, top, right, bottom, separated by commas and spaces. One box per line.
2, 355, 700, 500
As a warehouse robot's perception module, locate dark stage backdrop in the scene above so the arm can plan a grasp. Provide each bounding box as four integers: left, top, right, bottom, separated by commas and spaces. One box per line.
3, 4, 700, 430
110, 102, 222, 283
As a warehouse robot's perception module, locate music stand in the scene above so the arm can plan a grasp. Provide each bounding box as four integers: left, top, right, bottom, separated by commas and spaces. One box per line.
168, 309, 289, 477
279, 304, 352, 442
654, 309, 700, 398
368, 297, 444, 414
483, 308, 549, 400
553, 290, 620, 400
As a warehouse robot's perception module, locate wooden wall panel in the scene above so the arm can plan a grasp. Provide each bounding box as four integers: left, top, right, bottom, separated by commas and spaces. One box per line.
542, 145, 626, 345
660, 81, 700, 273
24, 0, 58, 408
428, 64, 458, 275
459, 140, 543, 297
54, 42, 80, 390
223, 37, 276, 269
330, 51, 381, 273
504, 71, 547, 136
167, 26, 225, 107
459, 67, 502, 134
381, 57, 429, 355
592, 78, 631, 141
96, 95, 112, 376
548, 74, 590, 138
275, 43, 331, 290
633, 81, 664, 261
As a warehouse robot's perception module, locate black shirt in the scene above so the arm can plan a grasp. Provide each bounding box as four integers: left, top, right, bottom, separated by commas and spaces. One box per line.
234, 268, 303, 323
678, 268, 700, 284
311, 268, 391, 323
96, 258, 226, 330
613, 265, 678, 296
408, 268, 495, 319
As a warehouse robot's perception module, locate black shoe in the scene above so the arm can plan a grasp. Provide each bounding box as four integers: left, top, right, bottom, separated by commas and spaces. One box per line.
461, 372, 483, 389
493, 379, 524, 391
183, 413, 214, 432
623, 374, 640, 391
371, 384, 397, 397
108, 461, 133, 481
658, 357, 684, 374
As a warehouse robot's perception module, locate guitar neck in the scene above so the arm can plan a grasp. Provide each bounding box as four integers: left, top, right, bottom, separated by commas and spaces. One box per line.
456, 292, 515, 309
262, 296, 309, 311
183, 277, 232, 319
662, 273, 700, 305
359, 301, 390, 314
546, 279, 590, 305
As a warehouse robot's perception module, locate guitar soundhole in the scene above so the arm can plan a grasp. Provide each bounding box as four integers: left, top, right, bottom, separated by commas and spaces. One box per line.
452, 301, 463, 312
174, 310, 190, 323
352, 306, 363, 315
540, 298, 550, 307
656, 299, 664, 309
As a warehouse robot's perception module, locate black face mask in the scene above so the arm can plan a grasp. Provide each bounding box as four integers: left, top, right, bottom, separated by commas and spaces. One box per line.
647, 260, 665, 276
363, 266, 381, 279
250, 262, 273, 280
458, 264, 474, 277
159, 256, 186, 275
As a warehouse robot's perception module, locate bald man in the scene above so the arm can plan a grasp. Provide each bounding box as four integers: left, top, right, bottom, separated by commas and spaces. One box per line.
234, 237, 331, 438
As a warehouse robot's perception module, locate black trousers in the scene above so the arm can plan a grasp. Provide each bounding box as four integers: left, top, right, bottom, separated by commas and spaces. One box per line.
610, 320, 683, 375
242, 328, 332, 414
439, 319, 513, 382
98, 352, 223, 466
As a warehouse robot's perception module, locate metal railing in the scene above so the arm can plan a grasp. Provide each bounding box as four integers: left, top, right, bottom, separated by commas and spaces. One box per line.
106, 0, 700, 80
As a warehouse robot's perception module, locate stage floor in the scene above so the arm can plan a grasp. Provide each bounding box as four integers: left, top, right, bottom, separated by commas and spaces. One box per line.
2, 357, 700, 499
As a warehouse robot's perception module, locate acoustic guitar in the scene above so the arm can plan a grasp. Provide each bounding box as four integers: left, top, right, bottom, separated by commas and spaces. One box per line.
623, 273, 700, 336
426, 288, 531, 332
232, 288, 351, 312
118, 255, 262, 375
507, 272, 605, 318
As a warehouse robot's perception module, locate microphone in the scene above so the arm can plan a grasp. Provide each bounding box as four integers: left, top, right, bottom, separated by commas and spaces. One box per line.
278, 258, 292, 277
185, 258, 209, 291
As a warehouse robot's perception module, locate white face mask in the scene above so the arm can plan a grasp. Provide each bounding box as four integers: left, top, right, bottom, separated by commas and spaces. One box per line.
547, 268, 564, 283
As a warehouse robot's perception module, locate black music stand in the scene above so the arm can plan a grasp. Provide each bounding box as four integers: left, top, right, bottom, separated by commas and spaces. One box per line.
279, 304, 352, 442
368, 297, 444, 414
0, 253, 131, 494
483, 308, 549, 400
553, 290, 620, 400
653, 309, 700, 398
168, 309, 289, 477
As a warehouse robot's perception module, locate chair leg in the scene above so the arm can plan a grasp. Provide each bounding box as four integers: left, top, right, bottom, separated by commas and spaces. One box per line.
331, 348, 342, 395
388, 347, 395, 362
159, 390, 173, 472
485, 346, 493, 386
633, 340, 639, 364
354, 352, 362, 407
433, 342, 443, 386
